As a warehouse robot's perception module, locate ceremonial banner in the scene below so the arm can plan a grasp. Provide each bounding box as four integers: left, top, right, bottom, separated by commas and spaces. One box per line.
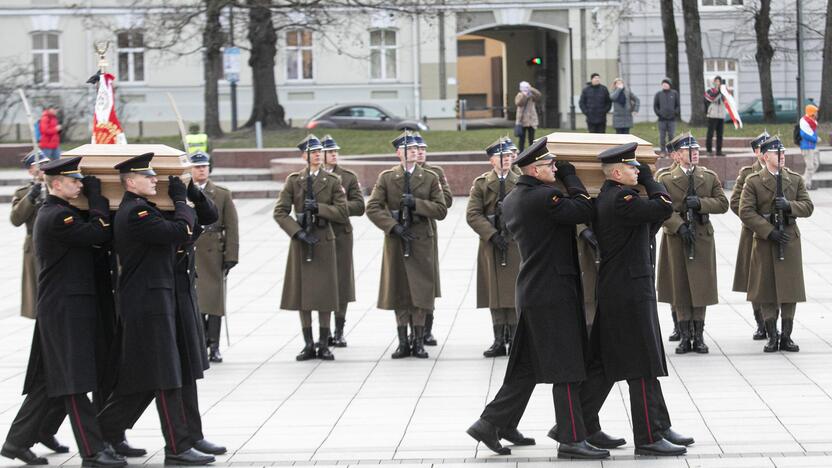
720, 84, 743, 129
92, 73, 127, 144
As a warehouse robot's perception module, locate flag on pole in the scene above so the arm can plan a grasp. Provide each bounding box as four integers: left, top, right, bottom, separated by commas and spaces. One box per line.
720, 84, 743, 129
92, 72, 127, 144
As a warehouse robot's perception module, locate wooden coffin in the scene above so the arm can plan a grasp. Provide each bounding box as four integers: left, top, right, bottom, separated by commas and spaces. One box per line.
543, 132, 659, 195
62, 144, 191, 211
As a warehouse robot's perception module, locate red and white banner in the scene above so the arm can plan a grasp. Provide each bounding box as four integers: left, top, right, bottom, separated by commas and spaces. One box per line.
720, 84, 743, 129
92, 73, 127, 144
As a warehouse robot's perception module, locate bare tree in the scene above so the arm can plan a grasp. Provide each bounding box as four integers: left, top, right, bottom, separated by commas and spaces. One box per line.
660, 0, 680, 93
751, 0, 776, 123
681, 0, 706, 126
244, 0, 286, 128
820, 0, 832, 122
204, 0, 230, 137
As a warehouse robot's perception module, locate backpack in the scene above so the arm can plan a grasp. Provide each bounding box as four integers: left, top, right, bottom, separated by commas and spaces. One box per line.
793, 122, 802, 146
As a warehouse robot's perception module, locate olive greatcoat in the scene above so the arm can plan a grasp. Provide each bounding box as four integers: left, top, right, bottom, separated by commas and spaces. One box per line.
10, 183, 43, 319
366, 164, 448, 310
740, 167, 814, 304
422, 162, 452, 298
466, 169, 521, 309
656, 165, 729, 307
330, 165, 365, 305
24, 195, 111, 397
654, 162, 676, 288
274, 170, 348, 311
502, 175, 594, 383
195, 180, 239, 317
730, 160, 762, 292
591, 180, 673, 382
113, 191, 196, 395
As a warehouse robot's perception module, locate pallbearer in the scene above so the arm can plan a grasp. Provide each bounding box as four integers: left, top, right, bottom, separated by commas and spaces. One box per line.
466, 139, 520, 357
740, 136, 813, 352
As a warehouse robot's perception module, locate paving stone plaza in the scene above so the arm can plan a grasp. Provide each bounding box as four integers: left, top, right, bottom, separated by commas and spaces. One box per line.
1, 186, 832, 467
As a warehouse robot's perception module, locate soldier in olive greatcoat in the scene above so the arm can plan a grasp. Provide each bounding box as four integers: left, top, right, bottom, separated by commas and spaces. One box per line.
655, 145, 681, 341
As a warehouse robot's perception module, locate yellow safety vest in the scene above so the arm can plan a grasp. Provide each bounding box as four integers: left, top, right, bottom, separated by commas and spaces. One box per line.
186, 133, 208, 154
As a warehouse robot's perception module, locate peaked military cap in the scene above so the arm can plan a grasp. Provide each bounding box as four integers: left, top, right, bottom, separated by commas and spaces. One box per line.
750, 131, 771, 150
413, 132, 428, 148
669, 132, 699, 152
503, 137, 518, 151
760, 135, 785, 154
41, 156, 84, 179
485, 139, 512, 157
114, 152, 156, 176
297, 134, 323, 152
391, 132, 418, 150
189, 150, 211, 166
321, 134, 340, 151
22, 149, 49, 167
597, 141, 640, 166
513, 137, 554, 167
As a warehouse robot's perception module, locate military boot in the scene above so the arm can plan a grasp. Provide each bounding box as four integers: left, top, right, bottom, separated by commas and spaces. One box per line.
296, 327, 316, 361
423, 314, 438, 346
412, 326, 429, 359
675, 320, 692, 354
208, 343, 223, 363
483, 325, 507, 358
505, 324, 516, 355
668, 308, 681, 341
763, 319, 779, 353
317, 327, 334, 360
391, 326, 411, 359
779, 319, 800, 352
692, 320, 709, 354
330, 318, 347, 347
752, 309, 767, 340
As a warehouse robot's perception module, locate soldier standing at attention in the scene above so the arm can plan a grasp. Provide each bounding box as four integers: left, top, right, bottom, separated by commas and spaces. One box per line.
414, 132, 450, 347
366, 133, 447, 359
466, 140, 520, 357
321, 135, 365, 347
740, 136, 814, 352
274, 135, 348, 361
655, 143, 681, 341
192, 151, 240, 363
581, 143, 693, 457
466, 138, 608, 460
731, 131, 769, 340
656, 134, 728, 354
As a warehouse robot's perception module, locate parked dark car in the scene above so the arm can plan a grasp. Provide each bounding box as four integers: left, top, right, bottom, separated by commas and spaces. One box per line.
732, 98, 813, 124
306, 104, 428, 131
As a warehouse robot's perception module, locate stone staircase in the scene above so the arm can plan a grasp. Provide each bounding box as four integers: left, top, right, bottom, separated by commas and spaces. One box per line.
807, 148, 832, 188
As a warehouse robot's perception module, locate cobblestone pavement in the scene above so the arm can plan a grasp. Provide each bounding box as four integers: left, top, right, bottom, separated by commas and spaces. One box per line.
1, 190, 832, 467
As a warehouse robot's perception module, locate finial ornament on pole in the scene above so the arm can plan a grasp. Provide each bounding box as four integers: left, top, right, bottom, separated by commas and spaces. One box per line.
94, 41, 110, 72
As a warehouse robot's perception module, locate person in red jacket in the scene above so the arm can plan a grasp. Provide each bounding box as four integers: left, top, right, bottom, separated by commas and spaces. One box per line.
38, 107, 61, 160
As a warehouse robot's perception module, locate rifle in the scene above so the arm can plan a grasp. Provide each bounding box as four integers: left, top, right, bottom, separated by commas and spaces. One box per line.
400, 131, 413, 258
494, 149, 507, 267
774, 148, 785, 261
684, 144, 696, 260
301, 142, 316, 262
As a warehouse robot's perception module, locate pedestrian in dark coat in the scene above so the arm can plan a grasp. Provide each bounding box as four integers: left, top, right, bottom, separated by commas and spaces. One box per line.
467, 138, 610, 461
579, 73, 612, 133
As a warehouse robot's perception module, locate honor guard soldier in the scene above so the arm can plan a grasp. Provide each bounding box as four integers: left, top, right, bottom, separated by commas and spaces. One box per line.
655, 143, 681, 341
274, 135, 348, 361
2, 158, 122, 467
466, 138, 608, 460
321, 135, 365, 347
191, 151, 240, 363
414, 132, 450, 346
731, 131, 769, 340
366, 132, 447, 359
740, 136, 814, 352
97, 153, 214, 466
503, 137, 523, 175
581, 142, 694, 457
656, 134, 728, 354
465, 139, 520, 357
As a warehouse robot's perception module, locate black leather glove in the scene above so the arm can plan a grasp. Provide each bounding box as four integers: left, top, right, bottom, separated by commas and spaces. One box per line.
555, 160, 576, 178
768, 229, 791, 245
168, 176, 188, 203
774, 196, 791, 213
401, 193, 416, 210
294, 230, 319, 246
685, 195, 701, 211
677, 224, 695, 245
636, 163, 654, 186
81, 176, 101, 198
27, 182, 42, 202
187, 179, 206, 204
223, 260, 238, 271
303, 198, 319, 215
392, 224, 416, 242
489, 233, 508, 251
579, 228, 599, 251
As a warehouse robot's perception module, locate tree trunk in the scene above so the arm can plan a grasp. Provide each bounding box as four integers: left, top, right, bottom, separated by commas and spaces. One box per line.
681, 0, 706, 126
660, 0, 680, 94
819, 0, 832, 122
754, 0, 776, 123
244, 0, 287, 129
203, 0, 226, 138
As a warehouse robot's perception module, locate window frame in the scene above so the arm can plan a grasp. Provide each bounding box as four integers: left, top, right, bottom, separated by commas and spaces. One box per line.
285, 29, 314, 82
699, 0, 744, 10
368, 28, 398, 82
116, 30, 146, 84
31, 31, 61, 85
704, 58, 739, 105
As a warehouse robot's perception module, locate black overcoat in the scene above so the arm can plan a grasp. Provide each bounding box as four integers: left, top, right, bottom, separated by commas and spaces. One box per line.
591, 180, 673, 382
501, 175, 593, 384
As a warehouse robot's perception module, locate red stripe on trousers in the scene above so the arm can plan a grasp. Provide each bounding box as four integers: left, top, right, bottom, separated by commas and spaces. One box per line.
566, 383, 578, 442
158, 391, 178, 454
641, 378, 653, 444
70, 395, 92, 456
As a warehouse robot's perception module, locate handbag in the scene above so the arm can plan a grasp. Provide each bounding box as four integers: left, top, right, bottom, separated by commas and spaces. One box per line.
514, 124, 524, 137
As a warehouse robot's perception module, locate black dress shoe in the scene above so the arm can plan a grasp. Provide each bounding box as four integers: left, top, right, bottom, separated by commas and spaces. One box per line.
82, 450, 127, 467
586, 430, 627, 449
466, 418, 510, 455
164, 448, 215, 466
193, 439, 227, 455
112, 440, 147, 457
208, 344, 223, 363
661, 427, 694, 446
635, 438, 686, 456
38, 435, 69, 453
498, 427, 535, 446
1, 442, 48, 465
557, 440, 610, 459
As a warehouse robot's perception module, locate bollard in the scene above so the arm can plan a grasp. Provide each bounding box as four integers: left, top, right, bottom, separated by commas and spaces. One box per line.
255, 121, 263, 149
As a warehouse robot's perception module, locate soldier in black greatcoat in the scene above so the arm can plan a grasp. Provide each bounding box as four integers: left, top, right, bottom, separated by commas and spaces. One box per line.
466, 138, 608, 460
96, 153, 214, 466
2, 157, 125, 467
580, 142, 693, 457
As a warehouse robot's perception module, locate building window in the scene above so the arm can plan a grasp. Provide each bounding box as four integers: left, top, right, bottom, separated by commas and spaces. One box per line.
370, 29, 397, 80
286, 29, 313, 80
117, 30, 145, 82
457, 39, 485, 57
701, 0, 743, 6
705, 58, 739, 103
32, 31, 60, 84
459, 94, 488, 110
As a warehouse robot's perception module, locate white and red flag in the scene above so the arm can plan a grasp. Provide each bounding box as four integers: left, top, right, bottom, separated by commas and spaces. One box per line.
720, 84, 743, 129
92, 72, 127, 144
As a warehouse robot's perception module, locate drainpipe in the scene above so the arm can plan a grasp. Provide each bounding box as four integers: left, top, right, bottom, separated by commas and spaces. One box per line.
412, 9, 422, 120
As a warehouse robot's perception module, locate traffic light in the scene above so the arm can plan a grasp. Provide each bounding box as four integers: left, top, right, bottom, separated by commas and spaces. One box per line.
526, 56, 542, 66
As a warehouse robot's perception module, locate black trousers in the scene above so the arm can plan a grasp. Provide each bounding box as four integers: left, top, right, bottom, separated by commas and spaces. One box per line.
580, 358, 670, 446
480, 339, 587, 443
587, 122, 606, 134
706, 118, 724, 153
615, 127, 630, 134
98, 388, 192, 454
519, 127, 536, 151
203, 315, 222, 346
